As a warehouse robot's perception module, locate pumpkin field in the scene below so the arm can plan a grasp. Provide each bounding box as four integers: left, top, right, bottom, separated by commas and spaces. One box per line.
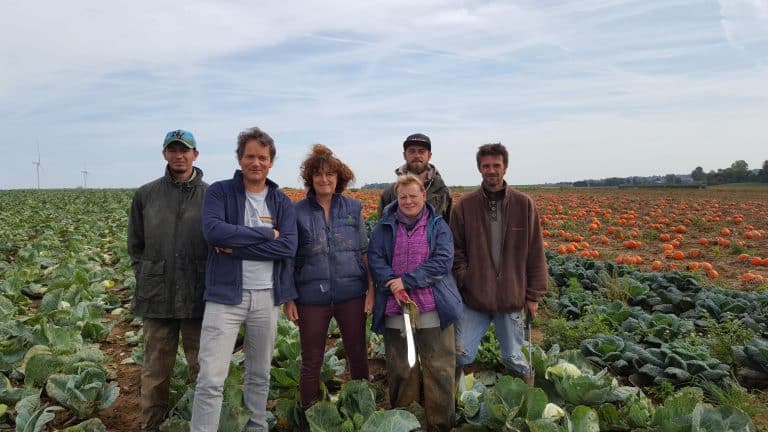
1, 185, 767, 431
293, 185, 768, 290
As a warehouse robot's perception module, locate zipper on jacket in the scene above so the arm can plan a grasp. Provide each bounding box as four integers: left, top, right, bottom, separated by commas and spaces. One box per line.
326, 208, 334, 304
425, 177, 434, 193
481, 190, 508, 281
480, 190, 507, 305
310, 195, 335, 304
169, 181, 185, 315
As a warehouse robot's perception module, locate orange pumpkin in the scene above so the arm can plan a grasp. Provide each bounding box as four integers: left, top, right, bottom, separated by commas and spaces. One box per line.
738, 253, 750, 262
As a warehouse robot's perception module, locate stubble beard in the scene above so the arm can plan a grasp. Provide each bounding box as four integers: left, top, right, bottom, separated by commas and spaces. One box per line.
169, 164, 191, 176
483, 176, 503, 190
406, 161, 427, 175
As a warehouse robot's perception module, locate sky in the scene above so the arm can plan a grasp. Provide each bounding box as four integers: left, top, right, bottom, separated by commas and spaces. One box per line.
1, 0, 767, 189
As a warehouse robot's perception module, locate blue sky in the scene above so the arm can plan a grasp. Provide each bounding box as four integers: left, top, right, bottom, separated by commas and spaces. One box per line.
1, 0, 767, 189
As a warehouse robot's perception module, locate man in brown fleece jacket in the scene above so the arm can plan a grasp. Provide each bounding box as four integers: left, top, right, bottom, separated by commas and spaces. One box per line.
449, 143, 548, 384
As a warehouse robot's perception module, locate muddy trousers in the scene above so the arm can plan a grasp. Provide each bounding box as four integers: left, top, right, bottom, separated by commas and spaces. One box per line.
141, 318, 201, 432
297, 297, 369, 409
384, 325, 456, 432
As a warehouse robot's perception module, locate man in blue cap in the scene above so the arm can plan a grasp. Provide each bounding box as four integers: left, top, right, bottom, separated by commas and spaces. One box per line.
128, 129, 208, 431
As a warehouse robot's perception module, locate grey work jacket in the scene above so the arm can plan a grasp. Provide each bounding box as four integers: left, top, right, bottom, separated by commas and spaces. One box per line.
127, 166, 208, 318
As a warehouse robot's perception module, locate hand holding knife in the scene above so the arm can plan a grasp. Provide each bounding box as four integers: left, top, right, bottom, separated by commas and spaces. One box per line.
387, 279, 417, 368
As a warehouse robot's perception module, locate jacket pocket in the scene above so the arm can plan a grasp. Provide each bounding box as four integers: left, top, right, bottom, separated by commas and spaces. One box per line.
457, 265, 470, 290
294, 261, 306, 285
356, 255, 367, 277
437, 275, 462, 305
446, 280, 462, 303
434, 275, 463, 327
137, 259, 167, 301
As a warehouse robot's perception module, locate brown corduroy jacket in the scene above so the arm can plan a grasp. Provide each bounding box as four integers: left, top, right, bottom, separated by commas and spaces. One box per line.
449, 186, 548, 313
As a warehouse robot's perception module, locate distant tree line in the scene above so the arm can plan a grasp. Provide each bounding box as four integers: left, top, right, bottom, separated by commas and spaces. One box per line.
690, 160, 768, 185
363, 160, 768, 188
573, 160, 767, 188
361, 182, 391, 190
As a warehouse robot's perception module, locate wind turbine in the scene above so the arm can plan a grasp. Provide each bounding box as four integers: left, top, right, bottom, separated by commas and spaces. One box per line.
32, 145, 41, 189
81, 164, 90, 189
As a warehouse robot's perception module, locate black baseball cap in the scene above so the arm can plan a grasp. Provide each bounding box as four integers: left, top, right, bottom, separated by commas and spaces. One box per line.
403, 133, 431, 151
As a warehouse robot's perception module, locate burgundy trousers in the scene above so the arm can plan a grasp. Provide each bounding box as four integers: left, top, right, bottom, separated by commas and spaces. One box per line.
297, 297, 369, 408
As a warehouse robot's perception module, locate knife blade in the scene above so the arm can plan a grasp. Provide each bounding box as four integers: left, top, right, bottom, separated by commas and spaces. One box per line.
403, 310, 416, 368
526, 310, 535, 387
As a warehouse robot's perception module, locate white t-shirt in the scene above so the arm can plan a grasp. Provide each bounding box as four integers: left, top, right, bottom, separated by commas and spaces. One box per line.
242, 189, 274, 290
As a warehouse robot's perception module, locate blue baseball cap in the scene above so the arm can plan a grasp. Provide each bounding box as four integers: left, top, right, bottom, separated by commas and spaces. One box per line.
163, 129, 197, 149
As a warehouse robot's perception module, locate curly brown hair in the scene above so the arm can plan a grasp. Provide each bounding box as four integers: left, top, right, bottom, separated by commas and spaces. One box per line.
300, 144, 355, 193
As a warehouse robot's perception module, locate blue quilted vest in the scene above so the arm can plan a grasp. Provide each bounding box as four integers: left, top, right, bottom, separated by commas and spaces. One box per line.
294, 193, 367, 305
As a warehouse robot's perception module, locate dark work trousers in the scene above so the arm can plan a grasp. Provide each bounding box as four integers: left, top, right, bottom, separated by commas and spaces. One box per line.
384, 324, 456, 432
297, 297, 370, 409
141, 318, 201, 431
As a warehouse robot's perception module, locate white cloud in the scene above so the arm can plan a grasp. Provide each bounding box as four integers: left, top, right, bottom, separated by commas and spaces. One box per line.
1, 1, 767, 189
719, 0, 768, 50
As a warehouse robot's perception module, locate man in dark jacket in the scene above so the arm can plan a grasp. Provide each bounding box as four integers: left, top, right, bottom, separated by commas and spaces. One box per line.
378, 133, 453, 222
127, 129, 208, 431
450, 143, 548, 386
190, 127, 298, 432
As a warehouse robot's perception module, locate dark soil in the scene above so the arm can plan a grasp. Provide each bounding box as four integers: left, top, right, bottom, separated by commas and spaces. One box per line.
98, 315, 143, 431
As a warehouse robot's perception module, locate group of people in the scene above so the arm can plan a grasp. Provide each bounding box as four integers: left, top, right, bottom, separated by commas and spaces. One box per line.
128, 127, 548, 432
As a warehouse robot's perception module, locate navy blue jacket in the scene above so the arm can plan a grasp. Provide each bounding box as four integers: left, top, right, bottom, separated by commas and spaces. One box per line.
367, 203, 463, 334
294, 193, 367, 305
201, 170, 298, 306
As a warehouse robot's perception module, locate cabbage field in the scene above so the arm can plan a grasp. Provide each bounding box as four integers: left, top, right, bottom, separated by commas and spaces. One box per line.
0, 187, 766, 431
